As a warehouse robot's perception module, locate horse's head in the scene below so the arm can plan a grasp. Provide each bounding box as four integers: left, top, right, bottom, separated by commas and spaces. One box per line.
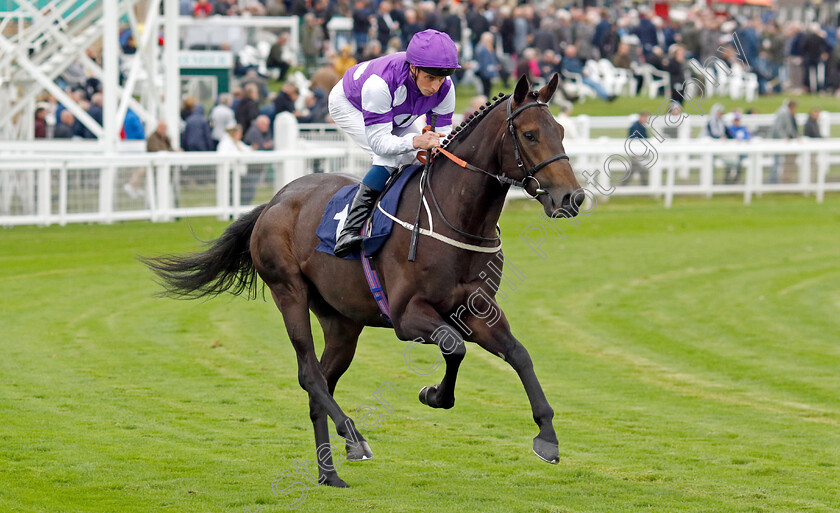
499, 74, 584, 218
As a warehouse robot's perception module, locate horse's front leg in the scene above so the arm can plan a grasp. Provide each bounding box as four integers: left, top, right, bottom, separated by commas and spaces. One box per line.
392, 298, 465, 409
466, 311, 559, 464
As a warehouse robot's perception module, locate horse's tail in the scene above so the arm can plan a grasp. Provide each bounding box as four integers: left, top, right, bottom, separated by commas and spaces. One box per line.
141, 204, 268, 299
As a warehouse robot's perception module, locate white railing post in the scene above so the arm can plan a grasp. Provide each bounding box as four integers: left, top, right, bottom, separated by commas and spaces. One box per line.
232, 160, 242, 217
816, 150, 827, 204
58, 162, 67, 226
701, 152, 713, 199
99, 164, 115, 224
664, 165, 675, 209
156, 161, 172, 222
799, 150, 811, 195
578, 115, 590, 140
744, 152, 757, 205
145, 163, 157, 215
274, 112, 300, 191
217, 160, 231, 220
38, 163, 50, 226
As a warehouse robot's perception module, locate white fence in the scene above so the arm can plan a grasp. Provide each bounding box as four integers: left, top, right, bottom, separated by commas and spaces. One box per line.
2, 132, 839, 226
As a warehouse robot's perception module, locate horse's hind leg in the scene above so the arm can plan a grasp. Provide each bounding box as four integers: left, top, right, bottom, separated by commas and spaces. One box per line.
268, 280, 372, 485
308, 311, 365, 487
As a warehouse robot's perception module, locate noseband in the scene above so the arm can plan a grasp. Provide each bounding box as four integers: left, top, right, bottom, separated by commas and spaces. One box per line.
435, 95, 570, 199
504, 96, 571, 198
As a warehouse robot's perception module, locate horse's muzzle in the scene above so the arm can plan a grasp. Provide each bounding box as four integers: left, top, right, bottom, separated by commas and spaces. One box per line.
545, 189, 585, 218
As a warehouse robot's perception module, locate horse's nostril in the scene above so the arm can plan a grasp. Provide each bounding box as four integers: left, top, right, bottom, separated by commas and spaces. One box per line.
572, 190, 585, 208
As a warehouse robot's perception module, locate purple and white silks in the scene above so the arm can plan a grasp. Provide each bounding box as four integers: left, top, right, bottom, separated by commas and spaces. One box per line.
328, 52, 455, 168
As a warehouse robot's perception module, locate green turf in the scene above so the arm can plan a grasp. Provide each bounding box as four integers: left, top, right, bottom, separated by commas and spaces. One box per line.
1, 194, 839, 512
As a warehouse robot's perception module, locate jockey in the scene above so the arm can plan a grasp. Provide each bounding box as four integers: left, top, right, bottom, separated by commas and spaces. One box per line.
329, 29, 459, 257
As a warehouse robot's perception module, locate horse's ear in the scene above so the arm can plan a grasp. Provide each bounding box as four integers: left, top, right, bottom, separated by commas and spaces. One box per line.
538, 73, 560, 104
513, 74, 530, 104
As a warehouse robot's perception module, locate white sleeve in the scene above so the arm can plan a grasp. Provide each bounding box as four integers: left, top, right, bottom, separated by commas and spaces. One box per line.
361, 75, 416, 156
365, 122, 416, 156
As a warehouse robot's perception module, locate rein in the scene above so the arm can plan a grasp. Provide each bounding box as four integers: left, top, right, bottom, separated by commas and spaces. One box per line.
389, 94, 571, 253
434, 96, 570, 199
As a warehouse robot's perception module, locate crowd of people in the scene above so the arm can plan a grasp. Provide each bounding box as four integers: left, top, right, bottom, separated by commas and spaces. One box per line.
177, 1, 840, 97
29, 2, 840, 158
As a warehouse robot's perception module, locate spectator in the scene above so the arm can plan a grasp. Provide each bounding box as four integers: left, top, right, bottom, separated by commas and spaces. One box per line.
123, 109, 145, 140
769, 99, 799, 183
401, 9, 423, 50
217, 123, 251, 154
465, 1, 490, 52
214, 0, 238, 15
726, 113, 752, 184
179, 0, 192, 15
463, 94, 488, 118
266, 33, 292, 81
351, 0, 373, 58
242, 115, 273, 204
182, 105, 213, 151
310, 61, 341, 95
82, 93, 103, 139
560, 45, 614, 102
516, 47, 541, 84
626, 111, 651, 185
804, 108, 822, 138
181, 97, 195, 122
210, 93, 236, 149
296, 89, 329, 124
216, 123, 256, 204
627, 111, 650, 186
375, 1, 400, 50
240, 69, 269, 102
235, 83, 260, 135
243, 115, 274, 150
147, 120, 174, 152
801, 23, 829, 93
300, 13, 326, 74
704, 104, 734, 139
667, 45, 687, 104
362, 39, 383, 61
194, 0, 213, 17
273, 82, 299, 116
612, 41, 643, 93
34, 108, 47, 138
334, 44, 357, 77
54, 110, 76, 139
474, 32, 499, 97
123, 120, 174, 198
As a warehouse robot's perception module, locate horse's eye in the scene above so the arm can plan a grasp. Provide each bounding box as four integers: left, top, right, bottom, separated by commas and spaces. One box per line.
523, 131, 536, 142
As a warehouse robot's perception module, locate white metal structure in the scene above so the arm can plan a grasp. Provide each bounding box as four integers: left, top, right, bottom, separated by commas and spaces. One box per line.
0, 0, 179, 148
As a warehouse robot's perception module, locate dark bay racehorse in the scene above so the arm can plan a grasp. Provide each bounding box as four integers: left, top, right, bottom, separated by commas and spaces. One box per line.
143, 74, 583, 487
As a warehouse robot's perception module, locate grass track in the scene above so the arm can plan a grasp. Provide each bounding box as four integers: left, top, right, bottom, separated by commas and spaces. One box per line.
1, 194, 839, 513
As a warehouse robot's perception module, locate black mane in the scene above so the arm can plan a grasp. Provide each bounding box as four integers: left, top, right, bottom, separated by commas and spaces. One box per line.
439, 92, 509, 151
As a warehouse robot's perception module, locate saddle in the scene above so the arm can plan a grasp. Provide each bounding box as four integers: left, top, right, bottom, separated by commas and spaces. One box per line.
315, 164, 423, 260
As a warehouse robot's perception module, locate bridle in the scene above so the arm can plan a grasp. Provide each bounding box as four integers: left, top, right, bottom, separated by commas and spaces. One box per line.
435, 95, 570, 199
425, 94, 571, 243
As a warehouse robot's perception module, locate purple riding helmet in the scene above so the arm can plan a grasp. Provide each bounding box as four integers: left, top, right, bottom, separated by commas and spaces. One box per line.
405, 29, 461, 77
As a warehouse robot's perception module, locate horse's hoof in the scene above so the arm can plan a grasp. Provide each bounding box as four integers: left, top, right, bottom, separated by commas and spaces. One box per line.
320, 474, 349, 488
419, 386, 432, 406
346, 440, 373, 461
532, 437, 560, 464
419, 385, 454, 409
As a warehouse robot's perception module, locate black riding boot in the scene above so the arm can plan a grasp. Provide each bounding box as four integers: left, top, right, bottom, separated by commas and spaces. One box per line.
334, 183, 379, 257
